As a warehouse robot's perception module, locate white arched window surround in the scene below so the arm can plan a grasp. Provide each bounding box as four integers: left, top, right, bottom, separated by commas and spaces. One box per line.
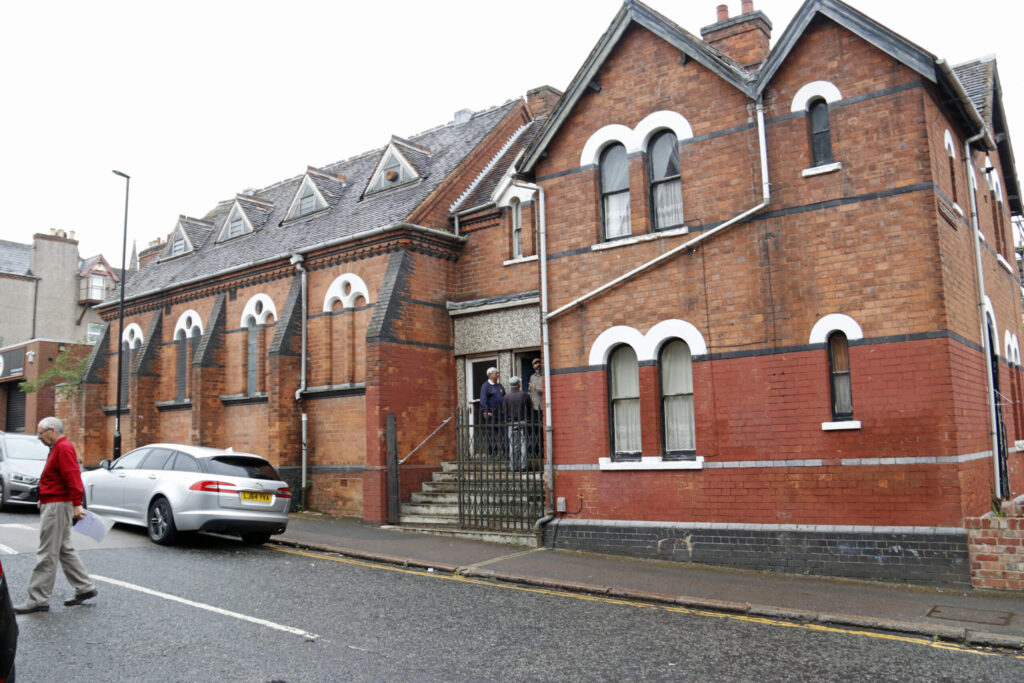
240, 293, 277, 327
173, 309, 204, 339
579, 111, 694, 167
984, 296, 1000, 359
121, 322, 144, 349
1004, 331, 1020, 365
809, 314, 863, 345
322, 274, 370, 312
589, 319, 707, 366
791, 81, 842, 112
944, 130, 957, 159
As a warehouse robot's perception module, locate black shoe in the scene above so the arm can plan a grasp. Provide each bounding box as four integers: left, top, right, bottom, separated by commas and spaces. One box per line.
64, 589, 98, 606
14, 603, 49, 615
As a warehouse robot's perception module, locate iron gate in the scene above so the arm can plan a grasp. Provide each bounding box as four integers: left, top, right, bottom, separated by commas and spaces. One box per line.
456, 406, 544, 531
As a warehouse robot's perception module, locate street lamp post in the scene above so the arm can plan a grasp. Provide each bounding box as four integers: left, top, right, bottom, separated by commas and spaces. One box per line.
112, 170, 130, 461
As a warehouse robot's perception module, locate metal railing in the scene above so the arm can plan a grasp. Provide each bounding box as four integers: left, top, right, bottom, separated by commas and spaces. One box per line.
456, 406, 544, 532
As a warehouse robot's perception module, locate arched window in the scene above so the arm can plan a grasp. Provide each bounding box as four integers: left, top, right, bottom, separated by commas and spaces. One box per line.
660, 340, 694, 456
648, 130, 683, 230
174, 329, 188, 400
609, 345, 641, 458
808, 98, 833, 167
827, 332, 853, 421
600, 144, 631, 239
119, 341, 132, 409
510, 197, 523, 258
246, 316, 260, 395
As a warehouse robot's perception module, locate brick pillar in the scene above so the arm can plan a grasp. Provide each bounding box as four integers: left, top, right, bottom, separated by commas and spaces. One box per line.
192, 294, 226, 447
132, 310, 164, 448
639, 364, 662, 456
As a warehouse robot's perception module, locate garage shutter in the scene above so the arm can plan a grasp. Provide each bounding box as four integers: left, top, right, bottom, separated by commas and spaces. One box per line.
5, 383, 26, 433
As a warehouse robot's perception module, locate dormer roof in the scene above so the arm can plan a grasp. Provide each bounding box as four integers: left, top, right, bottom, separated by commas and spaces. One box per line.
364, 139, 425, 196
78, 254, 120, 283
162, 216, 214, 260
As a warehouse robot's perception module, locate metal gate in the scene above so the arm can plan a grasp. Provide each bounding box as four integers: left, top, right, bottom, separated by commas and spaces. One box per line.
456, 407, 544, 532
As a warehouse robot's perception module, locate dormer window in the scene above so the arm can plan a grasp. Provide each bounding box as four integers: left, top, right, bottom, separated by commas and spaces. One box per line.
286, 176, 328, 220
218, 204, 253, 242
366, 146, 419, 195
161, 222, 195, 260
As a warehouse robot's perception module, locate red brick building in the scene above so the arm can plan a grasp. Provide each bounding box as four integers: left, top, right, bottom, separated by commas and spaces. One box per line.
64, 0, 1023, 584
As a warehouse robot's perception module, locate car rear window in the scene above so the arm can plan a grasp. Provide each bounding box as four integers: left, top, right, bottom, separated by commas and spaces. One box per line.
204, 456, 280, 480
5, 437, 49, 460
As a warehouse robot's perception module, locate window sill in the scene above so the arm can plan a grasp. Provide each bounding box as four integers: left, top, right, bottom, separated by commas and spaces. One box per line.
155, 399, 192, 412
220, 392, 269, 406
599, 455, 705, 470
801, 162, 842, 178
822, 420, 861, 431
997, 254, 1014, 273
591, 225, 691, 252
101, 405, 130, 416
503, 254, 538, 266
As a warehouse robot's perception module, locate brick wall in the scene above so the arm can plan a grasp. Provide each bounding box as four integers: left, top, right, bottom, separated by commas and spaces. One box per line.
966, 515, 1024, 590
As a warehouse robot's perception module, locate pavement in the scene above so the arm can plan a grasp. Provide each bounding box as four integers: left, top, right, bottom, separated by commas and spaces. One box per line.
274, 512, 1024, 651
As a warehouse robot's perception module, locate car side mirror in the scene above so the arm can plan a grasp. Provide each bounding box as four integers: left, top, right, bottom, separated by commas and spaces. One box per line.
99, 459, 111, 470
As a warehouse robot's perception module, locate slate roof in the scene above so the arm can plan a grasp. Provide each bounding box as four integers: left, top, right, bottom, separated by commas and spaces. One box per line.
954, 58, 995, 130
0, 239, 32, 277
452, 118, 547, 214
104, 99, 523, 306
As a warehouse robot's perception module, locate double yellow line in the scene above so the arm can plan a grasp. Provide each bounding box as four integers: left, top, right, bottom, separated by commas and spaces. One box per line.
271, 545, 1017, 658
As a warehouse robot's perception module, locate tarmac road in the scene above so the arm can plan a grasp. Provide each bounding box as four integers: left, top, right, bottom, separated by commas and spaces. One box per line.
2, 509, 1022, 681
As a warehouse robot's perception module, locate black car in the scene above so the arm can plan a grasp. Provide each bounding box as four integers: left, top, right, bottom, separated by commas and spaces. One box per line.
0, 556, 16, 682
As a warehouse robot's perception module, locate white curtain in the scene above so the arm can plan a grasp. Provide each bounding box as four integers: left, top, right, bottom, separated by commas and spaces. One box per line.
604, 193, 631, 238
653, 181, 684, 229
611, 346, 641, 454
662, 341, 694, 451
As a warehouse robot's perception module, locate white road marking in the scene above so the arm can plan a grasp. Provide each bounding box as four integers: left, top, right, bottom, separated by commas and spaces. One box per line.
0, 524, 38, 531
0, 544, 17, 555
93, 575, 319, 641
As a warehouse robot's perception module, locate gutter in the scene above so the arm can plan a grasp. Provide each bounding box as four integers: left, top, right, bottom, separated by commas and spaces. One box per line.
96, 222, 466, 310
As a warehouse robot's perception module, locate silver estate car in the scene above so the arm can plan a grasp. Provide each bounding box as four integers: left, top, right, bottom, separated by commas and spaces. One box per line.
0, 430, 49, 509
82, 443, 290, 545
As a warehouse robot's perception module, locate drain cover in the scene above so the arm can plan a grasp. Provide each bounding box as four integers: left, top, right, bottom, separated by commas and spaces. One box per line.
926, 605, 1014, 626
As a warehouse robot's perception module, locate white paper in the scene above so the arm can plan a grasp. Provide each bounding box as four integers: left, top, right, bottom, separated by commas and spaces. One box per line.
73, 510, 114, 543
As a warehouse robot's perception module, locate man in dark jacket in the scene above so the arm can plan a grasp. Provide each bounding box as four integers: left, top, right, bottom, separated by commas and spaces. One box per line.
501, 376, 534, 471
14, 417, 97, 614
479, 367, 505, 459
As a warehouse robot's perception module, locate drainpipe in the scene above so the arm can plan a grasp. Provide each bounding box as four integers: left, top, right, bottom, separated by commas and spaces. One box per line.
547, 99, 771, 321
511, 179, 554, 529
290, 253, 309, 508
964, 130, 1004, 496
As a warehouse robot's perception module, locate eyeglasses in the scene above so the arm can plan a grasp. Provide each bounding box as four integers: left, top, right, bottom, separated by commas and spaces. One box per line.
37, 427, 53, 437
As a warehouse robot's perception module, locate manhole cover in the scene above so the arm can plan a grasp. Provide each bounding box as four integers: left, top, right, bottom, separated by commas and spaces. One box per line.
925, 605, 1014, 626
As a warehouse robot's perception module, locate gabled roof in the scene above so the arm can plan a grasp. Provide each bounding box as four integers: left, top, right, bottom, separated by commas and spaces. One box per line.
102, 99, 524, 307
78, 254, 120, 283
519, 0, 752, 173
955, 57, 1021, 214
363, 140, 424, 197
0, 239, 32, 277
452, 118, 546, 214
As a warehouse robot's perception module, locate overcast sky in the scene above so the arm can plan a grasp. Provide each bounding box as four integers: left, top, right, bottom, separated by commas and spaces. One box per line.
2, 0, 1020, 266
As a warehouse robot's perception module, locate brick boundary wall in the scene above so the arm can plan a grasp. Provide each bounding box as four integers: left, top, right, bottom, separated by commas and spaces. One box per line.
966, 515, 1024, 590
543, 520, 970, 587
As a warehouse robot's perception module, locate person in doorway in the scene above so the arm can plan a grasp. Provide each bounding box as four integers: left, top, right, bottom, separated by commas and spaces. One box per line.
527, 358, 545, 465
13, 417, 97, 615
501, 376, 534, 471
479, 367, 505, 459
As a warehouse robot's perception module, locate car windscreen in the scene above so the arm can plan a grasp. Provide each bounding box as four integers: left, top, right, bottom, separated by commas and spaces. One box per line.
4, 438, 49, 461
204, 456, 280, 481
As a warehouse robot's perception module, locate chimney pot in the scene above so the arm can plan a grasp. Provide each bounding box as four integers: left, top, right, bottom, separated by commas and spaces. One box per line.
742, 0, 754, 13
717, 4, 729, 21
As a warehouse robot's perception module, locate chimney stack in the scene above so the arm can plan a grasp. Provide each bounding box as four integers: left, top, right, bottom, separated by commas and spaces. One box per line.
701, 1, 773, 70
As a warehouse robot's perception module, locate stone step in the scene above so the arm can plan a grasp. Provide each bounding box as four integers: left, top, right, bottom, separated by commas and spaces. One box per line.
401, 502, 459, 516
421, 481, 457, 493
410, 491, 458, 504
399, 512, 460, 526
382, 524, 538, 548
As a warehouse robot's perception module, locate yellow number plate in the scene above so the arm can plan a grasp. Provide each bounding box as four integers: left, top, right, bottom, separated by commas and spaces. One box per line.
241, 491, 272, 503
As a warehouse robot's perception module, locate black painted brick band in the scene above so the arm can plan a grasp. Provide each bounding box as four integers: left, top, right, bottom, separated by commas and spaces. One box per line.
543, 522, 970, 587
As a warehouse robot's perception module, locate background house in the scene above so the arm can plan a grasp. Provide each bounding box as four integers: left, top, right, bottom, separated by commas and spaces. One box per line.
0, 229, 119, 432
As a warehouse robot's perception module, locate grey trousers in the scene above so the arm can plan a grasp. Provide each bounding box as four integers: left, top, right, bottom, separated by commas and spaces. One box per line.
26, 501, 95, 606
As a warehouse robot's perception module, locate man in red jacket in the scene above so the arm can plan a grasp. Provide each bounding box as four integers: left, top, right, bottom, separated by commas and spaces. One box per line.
13, 417, 97, 614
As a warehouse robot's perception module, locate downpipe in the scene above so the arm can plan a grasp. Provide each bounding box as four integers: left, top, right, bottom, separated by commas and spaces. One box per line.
291, 253, 309, 508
